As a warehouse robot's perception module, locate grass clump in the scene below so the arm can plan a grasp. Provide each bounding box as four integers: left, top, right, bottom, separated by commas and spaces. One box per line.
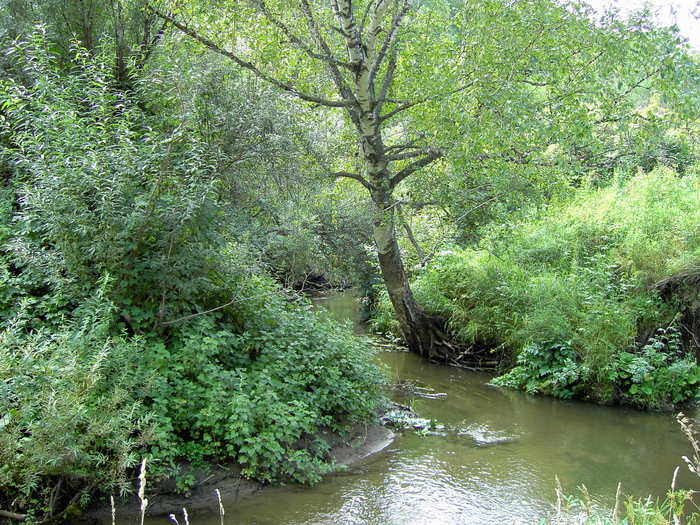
387, 168, 700, 408
544, 413, 700, 524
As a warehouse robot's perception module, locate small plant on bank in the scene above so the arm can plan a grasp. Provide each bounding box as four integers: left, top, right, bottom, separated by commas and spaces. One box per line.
609, 327, 700, 410
492, 341, 582, 399
546, 414, 700, 524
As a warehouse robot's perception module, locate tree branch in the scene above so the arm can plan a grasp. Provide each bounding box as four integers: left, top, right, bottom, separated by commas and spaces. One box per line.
364, 0, 391, 75
254, 0, 353, 71
396, 203, 426, 265
450, 196, 498, 226
565, 49, 605, 91
376, 51, 397, 114
136, 17, 168, 69
379, 79, 477, 123
370, 0, 410, 89
333, 170, 371, 190
475, 152, 530, 165
379, 99, 416, 122
298, 0, 357, 109
385, 138, 421, 153
148, 6, 355, 108
331, 0, 365, 74
160, 290, 287, 326
385, 148, 438, 162
0, 510, 27, 521
389, 148, 444, 188
473, 148, 564, 167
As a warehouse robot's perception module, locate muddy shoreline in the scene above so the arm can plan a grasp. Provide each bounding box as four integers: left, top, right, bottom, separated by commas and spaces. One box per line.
68, 424, 394, 524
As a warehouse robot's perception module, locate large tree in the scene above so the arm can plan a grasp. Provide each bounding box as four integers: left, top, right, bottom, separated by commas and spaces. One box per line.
149, 0, 693, 363
150, 0, 460, 360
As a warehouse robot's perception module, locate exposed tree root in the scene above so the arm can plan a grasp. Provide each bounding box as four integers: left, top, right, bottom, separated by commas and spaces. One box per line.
653, 271, 700, 358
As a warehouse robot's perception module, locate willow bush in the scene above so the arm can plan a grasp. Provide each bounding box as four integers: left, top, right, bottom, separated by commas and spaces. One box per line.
0, 31, 387, 519
0, 288, 156, 522
0, 30, 232, 334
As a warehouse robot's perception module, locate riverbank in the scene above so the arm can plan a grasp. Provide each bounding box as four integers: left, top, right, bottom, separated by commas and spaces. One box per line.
68, 423, 395, 524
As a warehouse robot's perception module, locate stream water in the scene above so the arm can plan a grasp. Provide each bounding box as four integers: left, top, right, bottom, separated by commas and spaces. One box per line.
156, 290, 700, 524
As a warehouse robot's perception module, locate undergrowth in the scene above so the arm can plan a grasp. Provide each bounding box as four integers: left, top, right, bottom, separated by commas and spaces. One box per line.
0, 279, 386, 521
374, 168, 700, 409
0, 31, 388, 521
141, 289, 386, 487
0, 289, 156, 522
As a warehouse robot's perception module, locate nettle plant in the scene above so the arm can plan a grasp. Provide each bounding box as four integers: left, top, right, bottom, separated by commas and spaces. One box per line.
141, 295, 386, 486
493, 325, 700, 409
610, 326, 700, 410
492, 340, 582, 400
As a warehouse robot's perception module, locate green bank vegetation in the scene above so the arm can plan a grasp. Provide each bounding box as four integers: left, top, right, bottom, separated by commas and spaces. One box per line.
0, 31, 384, 521
0, 0, 699, 521
376, 168, 700, 409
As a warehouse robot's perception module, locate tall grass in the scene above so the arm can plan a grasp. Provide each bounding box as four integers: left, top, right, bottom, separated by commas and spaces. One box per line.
381, 168, 700, 408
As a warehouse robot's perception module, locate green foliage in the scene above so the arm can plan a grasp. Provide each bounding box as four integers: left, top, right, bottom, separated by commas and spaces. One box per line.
382, 169, 700, 408
141, 291, 386, 484
0, 30, 230, 332
0, 0, 165, 89
0, 30, 388, 518
156, 0, 700, 363
153, 48, 377, 290
0, 285, 156, 520
493, 341, 581, 400
0, 279, 385, 516
609, 326, 700, 410
399, 0, 700, 245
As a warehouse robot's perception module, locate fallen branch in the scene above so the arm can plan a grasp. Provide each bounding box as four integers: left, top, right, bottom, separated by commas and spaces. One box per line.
38, 481, 97, 525
0, 509, 28, 521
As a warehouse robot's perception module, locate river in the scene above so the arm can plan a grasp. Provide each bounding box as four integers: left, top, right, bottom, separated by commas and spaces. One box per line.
151, 290, 700, 524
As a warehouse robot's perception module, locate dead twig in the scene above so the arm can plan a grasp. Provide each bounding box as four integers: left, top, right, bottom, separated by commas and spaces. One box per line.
160, 290, 287, 326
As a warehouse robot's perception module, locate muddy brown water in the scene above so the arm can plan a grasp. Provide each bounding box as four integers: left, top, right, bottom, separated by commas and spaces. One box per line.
144, 290, 700, 524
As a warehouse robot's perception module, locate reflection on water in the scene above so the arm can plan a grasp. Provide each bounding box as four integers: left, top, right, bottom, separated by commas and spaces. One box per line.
308, 289, 366, 333
143, 291, 700, 524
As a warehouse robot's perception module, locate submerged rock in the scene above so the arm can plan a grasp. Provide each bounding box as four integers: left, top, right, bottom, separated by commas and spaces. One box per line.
451, 423, 520, 447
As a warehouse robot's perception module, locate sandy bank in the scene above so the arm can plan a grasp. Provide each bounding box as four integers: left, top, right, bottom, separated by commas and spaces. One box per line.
68, 423, 395, 524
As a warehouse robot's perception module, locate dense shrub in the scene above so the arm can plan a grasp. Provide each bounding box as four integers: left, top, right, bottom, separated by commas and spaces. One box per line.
0, 30, 229, 333
0, 31, 387, 520
376, 169, 700, 408
142, 289, 386, 486
0, 280, 386, 518
0, 288, 156, 521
